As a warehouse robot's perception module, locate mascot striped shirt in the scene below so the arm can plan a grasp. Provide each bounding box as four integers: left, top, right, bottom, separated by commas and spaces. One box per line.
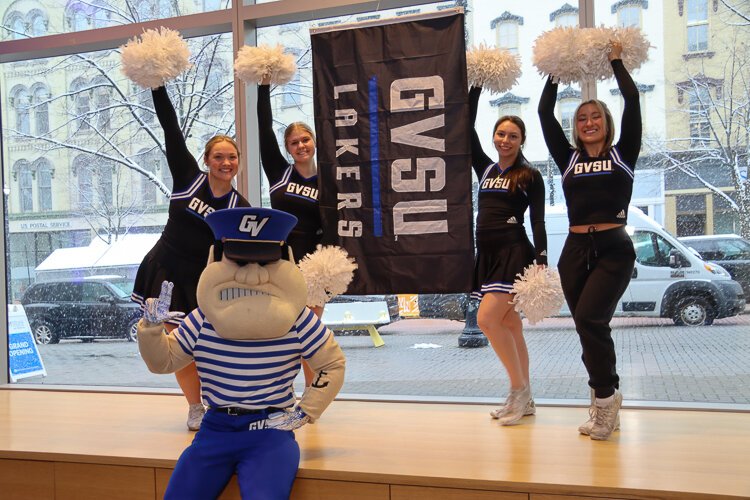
173, 307, 330, 409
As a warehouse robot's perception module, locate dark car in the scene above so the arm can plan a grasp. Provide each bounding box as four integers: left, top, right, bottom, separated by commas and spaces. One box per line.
679, 234, 750, 302
20, 278, 141, 344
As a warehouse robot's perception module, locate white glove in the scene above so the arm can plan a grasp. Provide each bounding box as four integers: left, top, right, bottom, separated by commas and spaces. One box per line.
143, 281, 184, 324
266, 407, 310, 431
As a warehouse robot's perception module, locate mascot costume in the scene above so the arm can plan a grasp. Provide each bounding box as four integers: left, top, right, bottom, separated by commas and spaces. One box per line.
137, 207, 346, 499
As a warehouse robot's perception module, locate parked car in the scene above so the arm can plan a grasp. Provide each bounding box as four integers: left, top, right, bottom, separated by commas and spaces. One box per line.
20, 277, 142, 344
679, 234, 750, 302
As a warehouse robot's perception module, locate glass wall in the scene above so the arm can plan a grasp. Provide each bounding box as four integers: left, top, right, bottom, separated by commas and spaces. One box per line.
2, 0, 749, 408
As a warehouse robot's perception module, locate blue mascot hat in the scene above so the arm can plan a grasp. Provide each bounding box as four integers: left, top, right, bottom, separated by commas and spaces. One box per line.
205, 207, 298, 263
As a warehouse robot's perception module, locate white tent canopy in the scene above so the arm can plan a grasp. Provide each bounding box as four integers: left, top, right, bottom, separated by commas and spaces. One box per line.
35, 234, 160, 273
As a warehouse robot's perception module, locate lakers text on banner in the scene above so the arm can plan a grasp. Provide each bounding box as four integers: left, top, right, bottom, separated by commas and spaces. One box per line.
312, 12, 474, 294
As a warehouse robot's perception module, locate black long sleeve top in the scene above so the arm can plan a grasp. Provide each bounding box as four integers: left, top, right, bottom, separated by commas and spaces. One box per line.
538, 59, 641, 226
469, 86, 548, 265
151, 86, 249, 264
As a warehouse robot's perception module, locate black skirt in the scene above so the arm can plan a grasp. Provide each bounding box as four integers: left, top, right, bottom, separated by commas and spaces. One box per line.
131, 238, 207, 314
472, 227, 535, 299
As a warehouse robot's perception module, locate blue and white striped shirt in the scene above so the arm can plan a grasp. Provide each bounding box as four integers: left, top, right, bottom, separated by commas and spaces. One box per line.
174, 307, 330, 409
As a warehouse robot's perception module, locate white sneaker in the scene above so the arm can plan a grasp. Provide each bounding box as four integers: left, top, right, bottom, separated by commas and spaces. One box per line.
187, 403, 206, 431
490, 397, 536, 419
589, 389, 623, 441
497, 386, 532, 426
579, 388, 620, 435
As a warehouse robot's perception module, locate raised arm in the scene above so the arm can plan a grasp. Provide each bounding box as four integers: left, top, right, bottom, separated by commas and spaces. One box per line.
527, 169, 548, 266
537, 77, 572, 171
469, 86, 495, 178
611, 58, 642, 167
257, 84, 291, 185
151, 86, 200, 187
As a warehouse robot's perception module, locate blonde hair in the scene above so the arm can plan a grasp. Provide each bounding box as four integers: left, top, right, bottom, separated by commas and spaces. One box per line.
284, 122, 316, 150
571, 99, 615, 153
203, 135, 240, 162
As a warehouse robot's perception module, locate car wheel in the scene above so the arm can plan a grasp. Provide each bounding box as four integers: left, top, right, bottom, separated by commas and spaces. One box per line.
126, 318, 139, 342
672, 297, 715, 326
33, 321, 59, 345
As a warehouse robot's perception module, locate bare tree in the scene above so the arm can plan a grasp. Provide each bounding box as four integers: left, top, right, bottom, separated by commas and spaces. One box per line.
648, 25, 750, 238
4, 32, 234, 242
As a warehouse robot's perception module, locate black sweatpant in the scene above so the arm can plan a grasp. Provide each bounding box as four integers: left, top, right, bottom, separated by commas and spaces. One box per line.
558, 226, 635, 399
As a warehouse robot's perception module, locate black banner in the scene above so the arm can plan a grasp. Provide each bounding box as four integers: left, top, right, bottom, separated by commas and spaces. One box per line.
312, 13, 473, 294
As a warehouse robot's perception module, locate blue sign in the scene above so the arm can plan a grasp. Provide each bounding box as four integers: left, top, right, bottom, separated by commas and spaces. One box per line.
7, 305, 46, 382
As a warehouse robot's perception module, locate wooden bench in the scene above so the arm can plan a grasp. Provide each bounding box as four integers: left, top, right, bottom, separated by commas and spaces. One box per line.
321, 301, 389, 347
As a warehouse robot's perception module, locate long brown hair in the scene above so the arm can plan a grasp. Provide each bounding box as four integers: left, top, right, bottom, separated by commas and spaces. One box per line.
571, 99, 615, 153
493, 115, 535, 193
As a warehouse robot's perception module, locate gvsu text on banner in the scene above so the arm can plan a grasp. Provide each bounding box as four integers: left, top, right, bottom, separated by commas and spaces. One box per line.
312, 12, 474, 295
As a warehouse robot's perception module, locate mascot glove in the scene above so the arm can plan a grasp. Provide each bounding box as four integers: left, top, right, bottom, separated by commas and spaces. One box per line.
143, 281, 184, 324
267, 407, 310, 431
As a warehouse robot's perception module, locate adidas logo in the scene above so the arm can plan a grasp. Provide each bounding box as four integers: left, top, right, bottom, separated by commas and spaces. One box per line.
507, 216, 518, 224
540, 250, 547, 256
616, 210, 626, 219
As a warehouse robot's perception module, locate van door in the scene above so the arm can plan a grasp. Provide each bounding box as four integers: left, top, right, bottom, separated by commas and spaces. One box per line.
623, 229, 688, 315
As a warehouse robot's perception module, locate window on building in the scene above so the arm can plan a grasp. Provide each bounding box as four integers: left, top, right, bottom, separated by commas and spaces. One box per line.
497, 22, 518, 54
99, 163, 113, 203
688, 86, 711, 147
12, 86, 31, 134
559, 98, 579, 142
676, 194, 706, 236
687, 0, 709, 52
4, 12, 26, 39
29, 11, 47, 36
70, 78, 91, 131
618, 5, 641, 27
74, 156, 94, 208
36, 160, 53, 211
550, 3, 579, 27
92, 77, 112, 131
32, 85, 49, 135
20, 170, 34, 213
282, 50, 302, 108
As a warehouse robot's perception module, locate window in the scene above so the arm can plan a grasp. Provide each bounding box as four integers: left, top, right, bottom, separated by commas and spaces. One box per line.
688, 87, 711, 146
550, 3, 579, 27
282, 50, 303, 108
20, 170, 34, 213
74, 156, 94, 208
37, 161, 53, 211
28, 11, 47, 36
99, 164, 113, 203
560, 101, 577, 142
11, 86, 31, 134
497, 22, 518, 53
618, 6, 641, 27
70, 78, 91, 131
4, 12, 26, 40
687, 0, 709, 52
676, 194, 707, 236
92, 77, 112, 131
32, 85, 49, 134
489, 93, 529, 120
632, 230, 677, 267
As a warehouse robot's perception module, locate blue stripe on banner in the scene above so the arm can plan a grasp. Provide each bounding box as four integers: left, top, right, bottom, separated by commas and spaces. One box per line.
369, 76, 382, 237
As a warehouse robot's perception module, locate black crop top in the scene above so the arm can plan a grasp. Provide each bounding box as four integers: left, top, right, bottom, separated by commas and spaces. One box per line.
469, 87, 548, 265
538, 59, 641, 227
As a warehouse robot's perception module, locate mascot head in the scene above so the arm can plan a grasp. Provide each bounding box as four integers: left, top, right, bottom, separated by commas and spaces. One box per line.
197, 207, 307, 340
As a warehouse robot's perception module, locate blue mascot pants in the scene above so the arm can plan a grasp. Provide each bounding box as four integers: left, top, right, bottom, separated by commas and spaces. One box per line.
164, 409, 300, 500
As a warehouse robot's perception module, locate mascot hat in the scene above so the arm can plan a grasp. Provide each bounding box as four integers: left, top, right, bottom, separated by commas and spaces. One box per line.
205, 207, 298, 263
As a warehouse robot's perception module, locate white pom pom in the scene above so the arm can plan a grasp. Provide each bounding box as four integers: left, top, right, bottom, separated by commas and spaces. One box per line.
298, 245, 357, 307
532, 27, 581, 85
120, 27, 191, 89
234, 44, 297, 85
534, 26, 651, 83
466, 44, 521, 94
510, 263, 565, 325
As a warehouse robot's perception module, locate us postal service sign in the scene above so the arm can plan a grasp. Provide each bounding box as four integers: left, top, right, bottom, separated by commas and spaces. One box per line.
7, 304, 46, 382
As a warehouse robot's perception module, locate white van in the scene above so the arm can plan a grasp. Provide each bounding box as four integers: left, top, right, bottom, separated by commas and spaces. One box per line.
530, 205, 745, 326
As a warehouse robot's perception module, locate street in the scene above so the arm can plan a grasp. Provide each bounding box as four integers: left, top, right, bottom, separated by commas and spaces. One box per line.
16, 312, 750, 407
